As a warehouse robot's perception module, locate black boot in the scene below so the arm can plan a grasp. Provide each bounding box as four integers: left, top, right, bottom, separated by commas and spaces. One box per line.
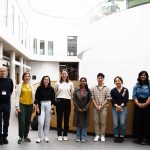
114, 137, 119, 143
0, 138, 3, 145
3, 137, 8, 144
118, 137, 124, 143
134, 138, 142, 144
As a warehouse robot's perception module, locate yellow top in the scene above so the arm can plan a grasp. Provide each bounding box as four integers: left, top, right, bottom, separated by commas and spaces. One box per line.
20, 82, 32, 105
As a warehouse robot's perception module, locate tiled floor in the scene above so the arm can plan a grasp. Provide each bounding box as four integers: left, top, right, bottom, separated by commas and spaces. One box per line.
1, 96, 149, 150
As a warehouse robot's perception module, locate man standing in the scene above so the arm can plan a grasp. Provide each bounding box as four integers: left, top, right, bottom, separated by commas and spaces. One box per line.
91, 73, 111, 142
0, 66, 13, 145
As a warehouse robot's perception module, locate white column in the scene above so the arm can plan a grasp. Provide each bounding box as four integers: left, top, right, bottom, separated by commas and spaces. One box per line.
23, 59, 26, 72
10, 51, 15, 84
19, 56, 23, 83
0, 42, 3, 66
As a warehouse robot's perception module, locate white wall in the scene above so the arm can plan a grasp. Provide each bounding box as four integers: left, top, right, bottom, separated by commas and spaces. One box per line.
0, 0, 80, 62
27, 61, 59, 84
78, 4, 150, 98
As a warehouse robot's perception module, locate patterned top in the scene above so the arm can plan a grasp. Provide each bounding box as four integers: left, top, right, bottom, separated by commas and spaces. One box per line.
91, 85, 111, 106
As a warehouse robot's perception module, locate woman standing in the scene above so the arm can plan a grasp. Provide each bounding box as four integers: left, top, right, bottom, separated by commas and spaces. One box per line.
54, 70, 74, 141
16, 72, 34, 144
35, 76, 55, 143
73, 77, 91, 142
110, 76, 129, 143
132, 71, 150, 145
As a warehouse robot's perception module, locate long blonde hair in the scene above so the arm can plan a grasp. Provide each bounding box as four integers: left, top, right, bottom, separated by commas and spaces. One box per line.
59, 69, 69, 83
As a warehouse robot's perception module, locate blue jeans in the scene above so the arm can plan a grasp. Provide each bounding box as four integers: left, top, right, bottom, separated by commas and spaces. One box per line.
112, 106, 127, 137
76, 127, 87, 140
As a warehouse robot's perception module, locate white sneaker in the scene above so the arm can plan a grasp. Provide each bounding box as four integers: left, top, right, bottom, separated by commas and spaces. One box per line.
94, 135, 100, 142
57, 136, 63, 141
44, 137, 50, 143
36, 138, 41, 143
81, 139, 85, 142
101, 135, 105, 142
76, 139, 80, 142
63, 136, 68, 141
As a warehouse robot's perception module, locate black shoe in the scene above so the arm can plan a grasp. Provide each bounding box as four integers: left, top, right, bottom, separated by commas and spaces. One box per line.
134, 138, 142, 144
118, 137, 124, 143
24, 137, 31, 142
0, 138, 3, 145
3, 137, 8, 144
146, 138, 150, 145
114, 137, 119, 143
18, 138, 23, 144
141, 139, 147, 145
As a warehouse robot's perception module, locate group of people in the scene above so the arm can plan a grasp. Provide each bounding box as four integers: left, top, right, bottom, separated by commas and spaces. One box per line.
0, 66, 150, 146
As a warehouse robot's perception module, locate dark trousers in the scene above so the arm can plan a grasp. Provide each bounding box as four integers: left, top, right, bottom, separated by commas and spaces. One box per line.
133, 98, 150, 139
0, 103, 11, 138
56, 99, 71, 136
18, 103, 33, 138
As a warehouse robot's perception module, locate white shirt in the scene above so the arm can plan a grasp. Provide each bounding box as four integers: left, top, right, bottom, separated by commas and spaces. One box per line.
54, 81, 74, 99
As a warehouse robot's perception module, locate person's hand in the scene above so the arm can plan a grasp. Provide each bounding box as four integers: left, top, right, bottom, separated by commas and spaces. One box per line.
137, 102, 143, 108
36, 106, 40, 113
95, 105, 100, 112
98, 105, 103, 111
16, 107, 21, 112
32, 104, 36, 112
115, 106, 123, 112
51, 107, 55, 115
141, 103, 149, 108
33, 104, 36, 109
78, 108, 83, 112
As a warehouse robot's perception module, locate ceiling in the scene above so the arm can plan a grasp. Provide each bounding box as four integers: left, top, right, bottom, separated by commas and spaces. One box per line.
28, 0, 102, 20
0, 37, 28, 59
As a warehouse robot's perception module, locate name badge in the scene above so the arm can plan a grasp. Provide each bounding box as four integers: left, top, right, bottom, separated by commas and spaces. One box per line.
2, 91, 6, 95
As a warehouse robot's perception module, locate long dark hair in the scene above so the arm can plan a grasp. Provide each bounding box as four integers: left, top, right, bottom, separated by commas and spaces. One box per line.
79, 77, 91, 98
39, 75, 52, 88
79, 77, 89, 90
59, 69, 69, 83
137, 71, 149, 85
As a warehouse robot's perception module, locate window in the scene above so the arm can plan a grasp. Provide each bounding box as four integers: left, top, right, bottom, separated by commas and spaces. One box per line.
33, 38, 37, 54
128, 0, 150, 8
40, 40, 45, 55
28, 35, 30, 49
59, 62, 79, 80
4, 0, 8, 27
67, 36, 77, 56
32, 75, 36, 80
12, 5, 15, 34
18, 16, 20, 40
48, 41, 53, 55
25, 29, 27, 48
21, 22, 23, 44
